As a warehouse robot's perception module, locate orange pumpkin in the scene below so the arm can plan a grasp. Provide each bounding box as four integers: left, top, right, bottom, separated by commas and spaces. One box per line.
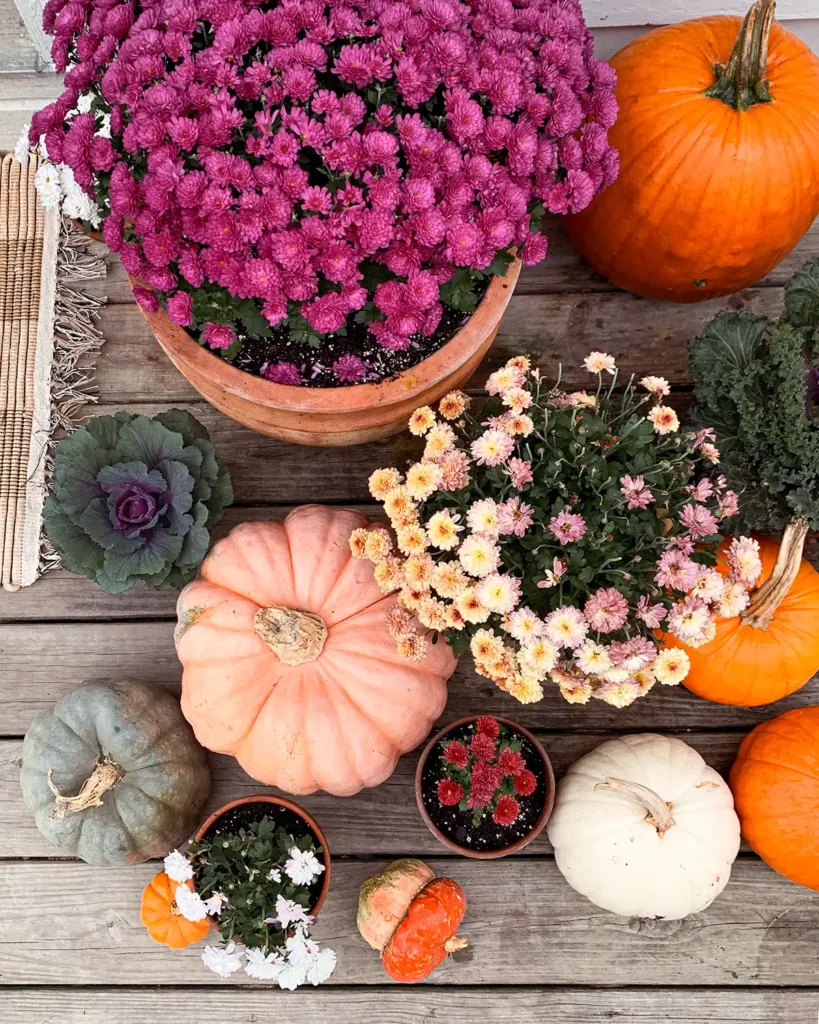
358, 859, 467, 983
730, 707, 819, 890
140, 871, 210, 949
176, 506, 455, 796
565, 0, 819, 302
682, 523, 819, 706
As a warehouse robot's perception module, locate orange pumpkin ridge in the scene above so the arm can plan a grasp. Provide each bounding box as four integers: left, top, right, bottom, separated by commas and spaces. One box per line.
175, 506, 455, 796
382, 877, 468, 984
730, 707, 819, 891
564, 0, 819, 302
681, 522, 819, 707
140, 871, 210, 950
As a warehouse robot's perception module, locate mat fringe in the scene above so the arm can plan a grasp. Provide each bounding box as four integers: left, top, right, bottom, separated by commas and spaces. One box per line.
36, 219, 107, 577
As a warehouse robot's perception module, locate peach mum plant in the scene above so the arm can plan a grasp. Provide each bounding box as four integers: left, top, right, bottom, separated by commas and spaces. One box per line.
351, 352, 763, 707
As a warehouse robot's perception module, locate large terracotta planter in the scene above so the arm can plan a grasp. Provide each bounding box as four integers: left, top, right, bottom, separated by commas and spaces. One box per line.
130, 260, 521, 446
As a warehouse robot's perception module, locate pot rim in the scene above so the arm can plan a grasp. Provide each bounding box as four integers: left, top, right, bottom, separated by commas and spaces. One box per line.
414, 715, 555, 860
194, 794, 332, 917
130, 257, 521, 415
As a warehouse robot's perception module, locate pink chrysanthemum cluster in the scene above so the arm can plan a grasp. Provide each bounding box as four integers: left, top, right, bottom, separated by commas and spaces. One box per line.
31, 0, 618, 381
351, 353, 765, 708
435, 716, 537, 828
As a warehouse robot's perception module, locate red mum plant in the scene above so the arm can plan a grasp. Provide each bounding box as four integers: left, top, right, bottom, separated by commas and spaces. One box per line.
24, 0, 619, 388
438, 715, 535, 828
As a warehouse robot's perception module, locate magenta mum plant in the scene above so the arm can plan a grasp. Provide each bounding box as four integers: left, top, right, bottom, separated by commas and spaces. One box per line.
27, 0, 619, 386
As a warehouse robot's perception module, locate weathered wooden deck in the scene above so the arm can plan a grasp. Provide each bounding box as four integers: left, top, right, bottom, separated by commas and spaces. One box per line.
3, 139, 819, 1020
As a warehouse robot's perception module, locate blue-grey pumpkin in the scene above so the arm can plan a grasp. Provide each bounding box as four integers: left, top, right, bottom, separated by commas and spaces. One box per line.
20, 680, 211, 865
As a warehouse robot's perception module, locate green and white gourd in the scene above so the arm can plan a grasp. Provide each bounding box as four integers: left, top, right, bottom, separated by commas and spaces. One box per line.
547, 733, 740, 920
20, 680, 211, 865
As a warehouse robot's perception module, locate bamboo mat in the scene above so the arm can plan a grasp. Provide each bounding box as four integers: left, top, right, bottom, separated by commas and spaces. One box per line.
0, 153, 106, 591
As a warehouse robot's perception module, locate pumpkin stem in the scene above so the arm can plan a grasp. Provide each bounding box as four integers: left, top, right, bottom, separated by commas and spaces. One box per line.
741, 517, 809, 630
254, 605, 328, 665
444, 936, 468, 953
704, 0, 776, 111
47, 753, 126, 822
595, 777, 675, 835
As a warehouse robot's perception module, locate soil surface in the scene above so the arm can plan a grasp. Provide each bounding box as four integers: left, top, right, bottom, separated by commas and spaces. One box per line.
216, 279, 489, 388
420, 721, 548, 854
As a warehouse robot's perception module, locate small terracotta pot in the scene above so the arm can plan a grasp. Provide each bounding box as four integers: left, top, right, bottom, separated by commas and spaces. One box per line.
130, 259, 521, 446
195, 795, 331, 917
415, 716, 555, 860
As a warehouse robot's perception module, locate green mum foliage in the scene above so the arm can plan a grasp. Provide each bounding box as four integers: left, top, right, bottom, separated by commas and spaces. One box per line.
44, 410, 233, 593
688, 259, 819, 534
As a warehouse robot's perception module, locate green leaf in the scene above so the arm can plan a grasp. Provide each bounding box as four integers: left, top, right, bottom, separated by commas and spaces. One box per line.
783, 257, 819, 331
236, 298, 271, 339
102, 527, 185, 581
115, 416, 185, 469
43, 505, 104, 577
78, 498, 143, 555
487, 249, 515, 278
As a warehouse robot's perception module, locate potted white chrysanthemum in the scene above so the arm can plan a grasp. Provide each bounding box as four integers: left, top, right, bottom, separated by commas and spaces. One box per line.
141, 795, 335, 989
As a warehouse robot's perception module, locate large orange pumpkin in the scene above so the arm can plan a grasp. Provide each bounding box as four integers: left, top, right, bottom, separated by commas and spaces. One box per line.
140, 871, 211, 949
730, 707, 819, 890
682, 523, 819, 706
565, 0, 819, 302
358, 859, 468, 983
175, 506, 455, 796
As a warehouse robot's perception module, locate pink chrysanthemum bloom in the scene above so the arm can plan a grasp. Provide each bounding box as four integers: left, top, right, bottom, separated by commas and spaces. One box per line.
636, 596, 666, 629
201, 322, 236, 351
654, 549, 700, 592
470, 429, 515, 467
584, 587, 629, 633
264, 362, 302, 386
332, 354, 368, 384
679, 503, 719, 539
507, 457, 533, 490
497, 497, 534, 538
620, 474, 654, 510
549, 509, 587, 545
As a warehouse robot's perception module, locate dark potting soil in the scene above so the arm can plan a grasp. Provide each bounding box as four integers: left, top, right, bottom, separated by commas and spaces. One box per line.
201, 802, 326, 907
217, 279, 490, 388
421, 722, 548, 853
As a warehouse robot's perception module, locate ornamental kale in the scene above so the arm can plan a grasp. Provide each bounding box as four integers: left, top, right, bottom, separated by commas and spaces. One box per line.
27, 0, 619, 385
688, 259, 819, 534
44, 409, 232, 593
351, 353, 763, 709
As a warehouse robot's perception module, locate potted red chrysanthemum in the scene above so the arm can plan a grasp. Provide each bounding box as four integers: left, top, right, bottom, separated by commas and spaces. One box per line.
415, 715, 554, 859
26, 0, 619, 445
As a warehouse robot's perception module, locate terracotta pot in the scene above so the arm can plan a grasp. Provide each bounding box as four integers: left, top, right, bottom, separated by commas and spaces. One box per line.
195, 794, 331, 917
415, 716, 555, 860
130, 260, 521, 446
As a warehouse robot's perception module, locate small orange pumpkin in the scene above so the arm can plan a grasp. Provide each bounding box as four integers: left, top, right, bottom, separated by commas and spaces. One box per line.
176, 506, 455, 796
565, 0, 819, 302
140, 871, 210, 949
358, 859, 467, 984
730, 707, 819, 890
682, 522, 819, 706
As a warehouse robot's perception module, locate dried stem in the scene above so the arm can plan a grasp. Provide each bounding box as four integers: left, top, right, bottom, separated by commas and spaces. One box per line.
595, 777, 675, 835
741, 517, 809, 629
47, 754, 125, 821
254, 605, 328, 665
704, 0, 776, 111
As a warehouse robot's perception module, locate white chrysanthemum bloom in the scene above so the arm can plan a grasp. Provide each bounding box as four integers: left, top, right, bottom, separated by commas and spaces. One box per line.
639, 375, 670, 396
653, 648, 691, 685
14, 123, 31, 166
691, 567, 724, 604
647, 405, 680, 435
33, 162, 62, 211
163, 849, 194, 883
74, 92, 95, 114
275, 893, 313, 929
476, 573, 520, 614
244, 948, 285, 981
506, 606, 544, 644
518, 637, 558, 679
268, 867, 282, 883
458, 534, 500, 577
305, 947, 337, 986
59, 164, 101, 227
575, 641, 611, 675
466, 497, 500, 536
204, 892, 228, 916
426, 510, 463, 551
98, 111, 112, 139
583, 351, 616, 374
406, 461, 441, 501
669, 603, 711, 641
202, 943, 243, 978
175, 885, 208, 922
544, 606, 589, 649
603, 667, 631, 684
719, 580, 750, 618
285, 847, 325, 885
277, 962, 308, 990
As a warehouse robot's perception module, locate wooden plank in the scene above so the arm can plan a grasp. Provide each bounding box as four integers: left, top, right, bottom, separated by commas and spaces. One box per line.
1, 618, 816, 735
88, 289, 783, 406
4, 987, 817, 1024
0, 0, 44, 73
0, 731, 746, 859
86, 218, 819, 304
582, 0, 815, 27
1, 858, 817, 985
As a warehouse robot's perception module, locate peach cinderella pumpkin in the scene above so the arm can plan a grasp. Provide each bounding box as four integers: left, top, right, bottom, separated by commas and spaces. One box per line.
175, 506, 455, 796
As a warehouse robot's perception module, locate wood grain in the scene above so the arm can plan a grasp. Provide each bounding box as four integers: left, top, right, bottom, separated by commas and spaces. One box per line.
4, 987, 818, 1023
1, 858, 817, 986
0, 732, 747, 859
0, 618, 816, 736
89, 290, 785, 405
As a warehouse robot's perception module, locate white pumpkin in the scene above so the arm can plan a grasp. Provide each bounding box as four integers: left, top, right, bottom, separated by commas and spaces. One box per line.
547, 733, 740, 920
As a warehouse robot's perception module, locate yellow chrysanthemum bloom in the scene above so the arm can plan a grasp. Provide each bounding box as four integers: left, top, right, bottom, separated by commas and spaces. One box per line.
348, 528, 369, 558
396, 524, 428, 556
383, 486, 416, 523
455, 587, 490, 624
408, 406, 436, 436
368, 467, 402, 500
406, 462, 441, 501
396, 632, 428, 661
431, 560, 470, 599
363, 528, 392, 561
438, 390, 469, 420
427, 510, 463, 551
